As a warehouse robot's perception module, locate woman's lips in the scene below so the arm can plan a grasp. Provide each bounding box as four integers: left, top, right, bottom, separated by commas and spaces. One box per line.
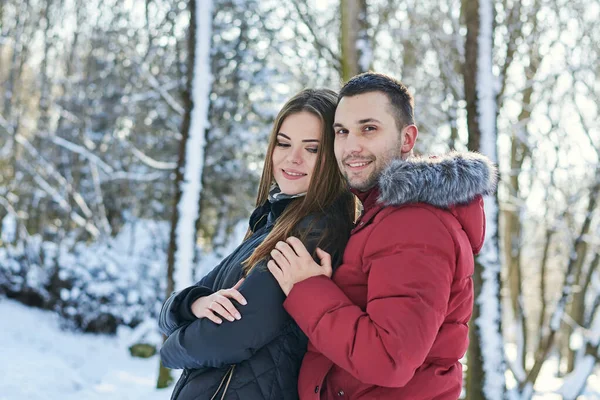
282, 169, 307, 180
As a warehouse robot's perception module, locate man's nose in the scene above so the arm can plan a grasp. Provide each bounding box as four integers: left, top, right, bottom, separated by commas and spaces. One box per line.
344, 132, 363, 156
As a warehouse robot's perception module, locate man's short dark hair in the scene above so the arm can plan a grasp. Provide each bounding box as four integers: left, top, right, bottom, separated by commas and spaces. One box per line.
338, 72, 415, 131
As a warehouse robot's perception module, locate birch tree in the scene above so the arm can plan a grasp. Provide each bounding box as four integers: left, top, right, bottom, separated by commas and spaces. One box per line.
463, 0, 506, 398
158, 0, 213, 389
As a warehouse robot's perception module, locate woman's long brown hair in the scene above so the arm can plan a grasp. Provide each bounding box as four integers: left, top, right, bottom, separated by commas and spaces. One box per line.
242, 88, 355, 274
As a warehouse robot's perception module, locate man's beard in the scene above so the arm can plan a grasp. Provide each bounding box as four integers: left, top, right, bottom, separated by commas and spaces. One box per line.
343, 167, 379, 192
342, 146, 403, 191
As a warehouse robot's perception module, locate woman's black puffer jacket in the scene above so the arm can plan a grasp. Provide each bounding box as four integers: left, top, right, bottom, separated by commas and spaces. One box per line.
159, 193, 352, 400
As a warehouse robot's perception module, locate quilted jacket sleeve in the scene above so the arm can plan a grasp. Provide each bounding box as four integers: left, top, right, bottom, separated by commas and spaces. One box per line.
158, 254, 229, 337
160, 214, 345, 369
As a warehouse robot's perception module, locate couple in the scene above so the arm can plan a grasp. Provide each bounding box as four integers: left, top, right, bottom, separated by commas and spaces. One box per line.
158, 72, 497, 400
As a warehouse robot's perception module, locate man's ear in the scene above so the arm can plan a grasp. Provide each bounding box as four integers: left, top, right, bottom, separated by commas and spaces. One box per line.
401, 125, 418, 155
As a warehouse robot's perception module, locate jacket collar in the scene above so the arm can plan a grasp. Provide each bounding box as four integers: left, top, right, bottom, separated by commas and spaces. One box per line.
350, 151, 497, 235
351, 186, 380, 213
249, 185, 305, 232
351, 151, 496, 211
377, 151, 497, 208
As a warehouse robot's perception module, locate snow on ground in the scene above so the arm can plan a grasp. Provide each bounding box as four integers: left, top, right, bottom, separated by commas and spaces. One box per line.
0, 298, 172, 400
2, 287, 600, 399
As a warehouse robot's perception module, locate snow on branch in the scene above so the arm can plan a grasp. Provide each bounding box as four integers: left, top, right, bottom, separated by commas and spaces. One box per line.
50, 135, 170, 181
50, 135, 114, 174
559, 307, 600, 399
291, 1, 342, 69
129, 145, 177, 170
140, 66, 185, 116
18, 160, 100, 238
15, 134, 94, 219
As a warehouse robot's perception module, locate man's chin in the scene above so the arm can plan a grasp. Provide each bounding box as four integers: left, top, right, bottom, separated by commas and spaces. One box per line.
348, 177, 377, 192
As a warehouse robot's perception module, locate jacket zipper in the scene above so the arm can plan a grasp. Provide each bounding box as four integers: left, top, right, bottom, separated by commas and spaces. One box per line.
170, 369, 189, 400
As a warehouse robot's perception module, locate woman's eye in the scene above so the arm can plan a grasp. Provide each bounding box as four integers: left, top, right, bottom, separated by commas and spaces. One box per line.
307, 147, 318, 154
276, 142, 290, 148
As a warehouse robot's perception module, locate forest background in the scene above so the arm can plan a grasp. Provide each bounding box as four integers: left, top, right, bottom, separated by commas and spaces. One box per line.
0, 0, 599, 398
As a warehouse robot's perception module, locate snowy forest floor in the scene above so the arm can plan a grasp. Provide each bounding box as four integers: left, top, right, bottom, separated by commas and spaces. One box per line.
1, 297, 599, 399
0, 299, 171, 400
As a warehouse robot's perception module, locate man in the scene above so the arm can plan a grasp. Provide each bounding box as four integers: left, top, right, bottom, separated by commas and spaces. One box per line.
267, 72, 497, 399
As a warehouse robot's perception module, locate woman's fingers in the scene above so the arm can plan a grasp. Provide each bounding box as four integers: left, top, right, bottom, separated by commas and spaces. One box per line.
203, 309, 223, 324
222, 288, 247, 305
212, 296, 241, 321
232, 278, 245, 290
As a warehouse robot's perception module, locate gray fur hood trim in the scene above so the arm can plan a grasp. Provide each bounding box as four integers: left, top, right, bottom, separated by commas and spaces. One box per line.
378, 151, 498, 208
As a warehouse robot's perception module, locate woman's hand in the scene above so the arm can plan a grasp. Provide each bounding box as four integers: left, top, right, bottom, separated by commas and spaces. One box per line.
191, 279, 247, 324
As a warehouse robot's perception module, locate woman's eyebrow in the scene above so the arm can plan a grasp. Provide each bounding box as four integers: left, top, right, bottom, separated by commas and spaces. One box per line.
278, 133, 319, 143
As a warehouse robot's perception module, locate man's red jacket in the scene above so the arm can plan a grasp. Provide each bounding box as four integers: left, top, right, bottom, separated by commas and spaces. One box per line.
284, 152, 497, 399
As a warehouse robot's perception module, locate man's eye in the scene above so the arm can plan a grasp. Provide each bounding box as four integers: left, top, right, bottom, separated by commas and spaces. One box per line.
364, 126, 376, 132
335, 129, 348, 135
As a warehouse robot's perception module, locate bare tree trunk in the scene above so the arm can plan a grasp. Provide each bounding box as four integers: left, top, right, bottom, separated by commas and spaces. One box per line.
463, 0, 506, 398
157, 0, 197, 387
567, 265, 588, 372
583, 253, 600, 328
504, 197, 527, 372
402, 3, 418, 81
4, 0, 31, 181
340, 0, 369, 81
503, 57, 538, 374
537, 226, 553, 346
38, 0, 53, 134
158, 0, 213, 388
55, 0, 82, 135
520, 167, 600, 394
559, 306, 600, 400
567, 251, 600, 372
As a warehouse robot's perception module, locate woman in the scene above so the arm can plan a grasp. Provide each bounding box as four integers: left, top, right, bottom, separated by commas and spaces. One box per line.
158, 88, 355, 400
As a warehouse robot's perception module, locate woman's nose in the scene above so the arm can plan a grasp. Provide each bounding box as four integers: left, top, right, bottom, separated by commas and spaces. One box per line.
288, 148, 303, 164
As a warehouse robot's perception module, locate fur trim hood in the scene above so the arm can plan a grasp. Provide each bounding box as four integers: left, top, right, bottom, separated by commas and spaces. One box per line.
378, 151, 498, 208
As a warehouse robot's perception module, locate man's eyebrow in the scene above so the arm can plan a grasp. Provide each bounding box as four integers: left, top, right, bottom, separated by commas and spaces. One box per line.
358, 118, 382, 124
278, 133, 320, 143
333, 118, 382, 128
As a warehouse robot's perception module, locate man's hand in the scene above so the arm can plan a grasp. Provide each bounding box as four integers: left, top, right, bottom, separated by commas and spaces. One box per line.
267, 237, 332, 296
190, 278, 246, 324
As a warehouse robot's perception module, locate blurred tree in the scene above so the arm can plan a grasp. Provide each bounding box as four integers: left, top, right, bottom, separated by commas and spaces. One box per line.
462, 0, 506, 398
